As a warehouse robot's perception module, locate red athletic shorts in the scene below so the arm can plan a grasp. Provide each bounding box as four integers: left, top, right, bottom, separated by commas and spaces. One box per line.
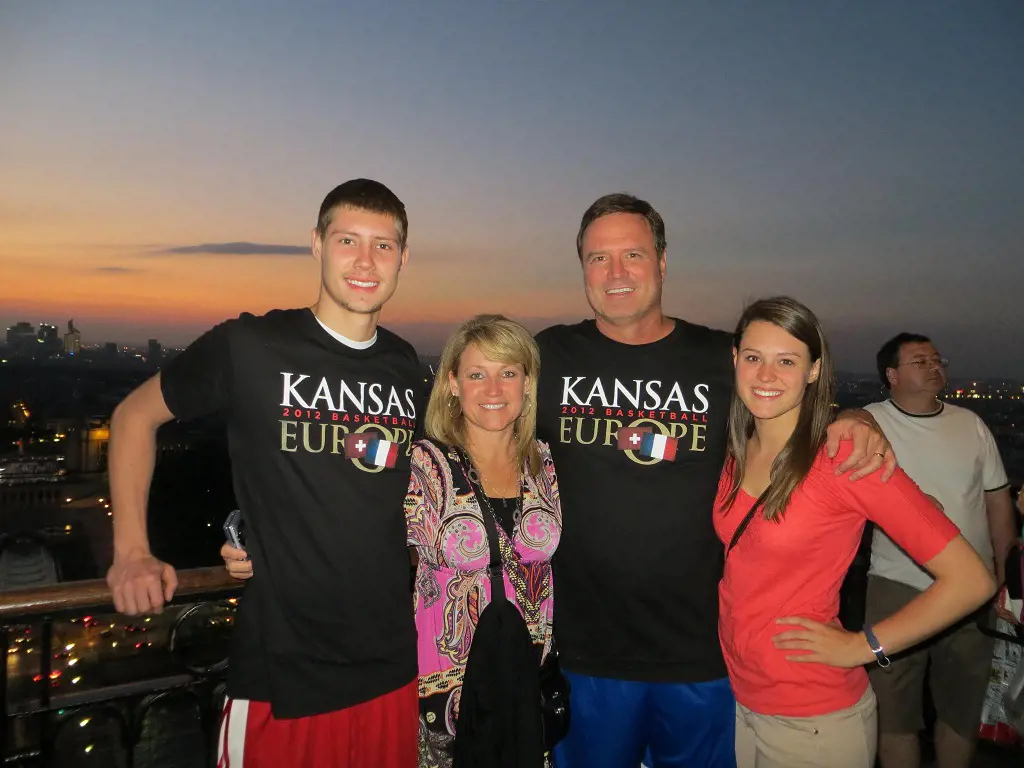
216, 680, 418, 768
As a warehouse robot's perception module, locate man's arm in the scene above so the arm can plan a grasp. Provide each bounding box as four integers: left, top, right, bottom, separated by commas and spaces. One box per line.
987, 486, 1020, 624
825, 408, 898, 482
105, 373, 179, 615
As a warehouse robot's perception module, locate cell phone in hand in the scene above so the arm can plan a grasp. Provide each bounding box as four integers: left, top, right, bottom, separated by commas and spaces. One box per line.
223, 508, 245, 549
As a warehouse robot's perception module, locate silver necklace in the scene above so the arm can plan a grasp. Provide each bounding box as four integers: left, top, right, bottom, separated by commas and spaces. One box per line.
464, 456, 523, 531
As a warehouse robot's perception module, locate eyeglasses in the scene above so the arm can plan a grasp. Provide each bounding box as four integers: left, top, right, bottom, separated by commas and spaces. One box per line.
897, 357, 950, 370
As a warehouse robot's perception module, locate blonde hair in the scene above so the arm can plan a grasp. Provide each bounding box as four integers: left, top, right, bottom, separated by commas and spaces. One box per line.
424, 314, 542, 476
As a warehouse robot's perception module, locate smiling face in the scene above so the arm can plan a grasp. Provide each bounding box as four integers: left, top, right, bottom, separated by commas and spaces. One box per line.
311, 204, 408, 317
448, 343, 529, 438
734, 320, 821, 427
580, 212, 666, 328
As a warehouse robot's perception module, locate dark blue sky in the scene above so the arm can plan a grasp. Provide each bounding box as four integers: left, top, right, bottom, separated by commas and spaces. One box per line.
2, 1, 1022, 376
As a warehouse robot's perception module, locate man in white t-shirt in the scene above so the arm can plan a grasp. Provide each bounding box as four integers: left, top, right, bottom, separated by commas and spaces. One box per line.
864, 332, 1019, 768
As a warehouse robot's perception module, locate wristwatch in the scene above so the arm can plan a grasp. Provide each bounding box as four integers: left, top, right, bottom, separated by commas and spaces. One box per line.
862, 623, 891, 668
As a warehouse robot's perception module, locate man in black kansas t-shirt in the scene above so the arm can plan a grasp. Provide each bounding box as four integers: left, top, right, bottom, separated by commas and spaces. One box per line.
540, 193, 896, 768
104, 180, 421, 768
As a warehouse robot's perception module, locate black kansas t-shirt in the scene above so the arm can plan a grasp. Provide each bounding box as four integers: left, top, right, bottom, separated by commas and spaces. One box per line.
536, 319, 733, 683
160, 308, 420, 717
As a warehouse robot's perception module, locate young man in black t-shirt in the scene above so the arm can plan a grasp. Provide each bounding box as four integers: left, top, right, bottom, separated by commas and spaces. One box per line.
105, 180, 421, 768
538, 193, 896, 768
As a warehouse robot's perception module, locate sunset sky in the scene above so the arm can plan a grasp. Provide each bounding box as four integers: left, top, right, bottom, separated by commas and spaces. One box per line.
2, 2, 1022, 375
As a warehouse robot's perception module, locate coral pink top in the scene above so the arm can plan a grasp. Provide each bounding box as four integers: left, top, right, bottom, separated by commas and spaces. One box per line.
715, 444, 959, 717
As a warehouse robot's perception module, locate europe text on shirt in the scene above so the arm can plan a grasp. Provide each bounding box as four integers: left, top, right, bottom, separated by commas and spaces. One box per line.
160, 308, 422, 718
535, 319, 734, 683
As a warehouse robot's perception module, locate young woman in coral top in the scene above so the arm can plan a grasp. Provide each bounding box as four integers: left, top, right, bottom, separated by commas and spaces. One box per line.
714, 297, 995, 768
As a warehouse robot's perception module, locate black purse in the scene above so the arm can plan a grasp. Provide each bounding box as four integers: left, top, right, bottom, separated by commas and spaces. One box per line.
451, 446, 571, 752
537, 640, 570, 750
728, 486, 771, 555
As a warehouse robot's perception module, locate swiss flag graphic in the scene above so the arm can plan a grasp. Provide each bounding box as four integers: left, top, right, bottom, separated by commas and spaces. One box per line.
343, 433, 372, 459
616, 427, 652, 451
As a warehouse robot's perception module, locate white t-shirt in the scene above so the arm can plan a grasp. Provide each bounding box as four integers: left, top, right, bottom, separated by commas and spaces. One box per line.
313, 315, 377, 349
867, 399, 1008, 591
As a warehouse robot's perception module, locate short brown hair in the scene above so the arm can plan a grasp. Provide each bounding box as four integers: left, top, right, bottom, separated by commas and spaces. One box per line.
876, 333, 932, 390
315, 179, 408, 248
576, 193, 667, 260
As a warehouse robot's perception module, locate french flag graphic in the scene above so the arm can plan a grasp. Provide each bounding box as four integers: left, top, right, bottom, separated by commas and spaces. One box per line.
365, 438, 400, 469
639, 432, 678, 462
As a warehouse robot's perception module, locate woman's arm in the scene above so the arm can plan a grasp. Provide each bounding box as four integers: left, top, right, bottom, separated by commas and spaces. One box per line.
776, 535, 993, 666
536, 440, 562, 528
405, 441, 443, 552
857, 535, 994, 659
774, 463, 995, 667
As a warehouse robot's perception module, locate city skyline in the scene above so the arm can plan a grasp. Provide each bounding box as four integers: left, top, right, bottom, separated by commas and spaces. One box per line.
3, 2, 1023, 376
6, 313, 1024, 385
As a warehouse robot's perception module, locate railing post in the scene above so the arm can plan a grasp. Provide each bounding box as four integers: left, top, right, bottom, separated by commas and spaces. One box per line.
1, 624, 8, 758
39, 619, 52, 766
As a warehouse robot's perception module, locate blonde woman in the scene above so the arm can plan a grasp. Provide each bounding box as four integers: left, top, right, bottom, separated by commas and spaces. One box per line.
409, 314, 561, 766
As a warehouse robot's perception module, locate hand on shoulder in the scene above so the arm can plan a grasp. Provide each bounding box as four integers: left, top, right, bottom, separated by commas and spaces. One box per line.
825, 409, 897, 482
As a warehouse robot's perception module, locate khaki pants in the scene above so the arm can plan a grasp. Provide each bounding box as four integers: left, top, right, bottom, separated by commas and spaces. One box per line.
865, 575, 995, 738
735, 687, 877, 768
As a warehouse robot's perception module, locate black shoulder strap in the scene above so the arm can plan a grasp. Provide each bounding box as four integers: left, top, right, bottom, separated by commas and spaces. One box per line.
728, 486, 771, 555
448, 445, 508, 602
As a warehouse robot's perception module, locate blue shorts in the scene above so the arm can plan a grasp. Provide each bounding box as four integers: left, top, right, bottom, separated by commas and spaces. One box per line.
553, 672, 735, 768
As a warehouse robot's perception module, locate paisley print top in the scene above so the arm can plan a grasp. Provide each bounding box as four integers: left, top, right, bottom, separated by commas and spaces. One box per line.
405, 439, 561, 767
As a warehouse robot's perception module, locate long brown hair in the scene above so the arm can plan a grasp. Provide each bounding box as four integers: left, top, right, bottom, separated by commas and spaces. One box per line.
723, 297, 836, 521
424, 314, 542, 475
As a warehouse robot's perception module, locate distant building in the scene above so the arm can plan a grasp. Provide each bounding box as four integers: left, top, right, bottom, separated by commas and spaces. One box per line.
6, 321, 36, 355
9, 401, 31, 427
6, 321, 34, 345
147, 338, 162, 364
0, 456, 66, 486
37, 323, 58, 344
60, 417, 110, 472
63, 319, 82, 356
103, 342, 119, 359
37, 323, 61, 356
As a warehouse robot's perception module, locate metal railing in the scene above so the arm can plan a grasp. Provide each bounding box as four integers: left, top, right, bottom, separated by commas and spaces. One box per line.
2, 568, 242, 767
